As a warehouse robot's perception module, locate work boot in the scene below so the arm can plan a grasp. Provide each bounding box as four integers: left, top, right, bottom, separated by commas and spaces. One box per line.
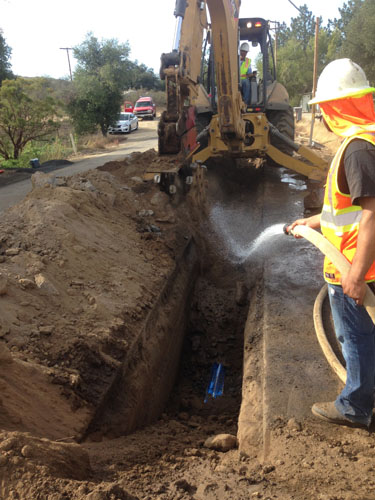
311, 402, 368, 429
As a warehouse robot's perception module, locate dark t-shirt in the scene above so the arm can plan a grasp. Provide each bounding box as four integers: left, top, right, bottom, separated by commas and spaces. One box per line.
342, 138, 375, 205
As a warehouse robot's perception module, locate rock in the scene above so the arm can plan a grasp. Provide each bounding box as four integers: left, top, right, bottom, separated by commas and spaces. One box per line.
302, 460, 314, 468
70, 178, 96, 192
31, 172, 58, 189
21, 445, 33, 458
131, 176, 143, 183
39, 326, 53, 336
287, 417, 302, 431
204, 433, 238, 452
54, 177, 67, 187
18, 278, 36, 290
184, 447, 200, 457
5, 248, 20, 256
155, 215, 175, 224
34, 274, 59, 295
215, 464, 230, 473
0, 437, 17, 451
138, 209, 154, 217
150, 191, 167, 207
263, 464, 275, 474
69, 373, 80, 388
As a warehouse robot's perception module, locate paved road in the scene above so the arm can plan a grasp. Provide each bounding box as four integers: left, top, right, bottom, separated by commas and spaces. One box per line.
0, 122, 158, 213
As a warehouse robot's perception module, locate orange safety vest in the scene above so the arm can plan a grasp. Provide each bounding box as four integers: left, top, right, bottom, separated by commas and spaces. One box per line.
240, 58, 251, 80
320, 131, 375, 284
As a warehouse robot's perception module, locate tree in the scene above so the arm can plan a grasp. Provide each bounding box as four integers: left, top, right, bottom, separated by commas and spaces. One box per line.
274, 4, 349, 105
339, 0, 375, 83
68, 33, 133, 136
326, 0, 363, 59
0, 30, 13, 84
328, 0, 363, 35
0, 78, 60, 160
129, 62, 163, 90
67, 72, 123, 136
276, 5, 315, 51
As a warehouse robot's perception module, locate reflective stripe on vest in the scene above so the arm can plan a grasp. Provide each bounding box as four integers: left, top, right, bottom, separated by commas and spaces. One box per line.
320, 131, 375, 284
240, 58, 251, 79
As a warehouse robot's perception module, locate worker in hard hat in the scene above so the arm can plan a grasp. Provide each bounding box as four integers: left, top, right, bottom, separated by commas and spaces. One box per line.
288, 58, 375, 429
239, 42, 252, 105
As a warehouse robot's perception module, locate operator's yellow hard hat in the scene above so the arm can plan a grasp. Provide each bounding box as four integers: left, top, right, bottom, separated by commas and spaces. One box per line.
309, 58, 375, 105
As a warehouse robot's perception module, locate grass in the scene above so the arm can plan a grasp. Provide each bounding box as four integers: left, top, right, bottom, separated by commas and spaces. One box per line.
0, 131, 123, 169
77, 133, 123, 151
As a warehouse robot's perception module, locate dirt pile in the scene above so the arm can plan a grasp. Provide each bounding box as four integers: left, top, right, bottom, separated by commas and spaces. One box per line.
0, 149, 187, 440
295, 113, 341, 158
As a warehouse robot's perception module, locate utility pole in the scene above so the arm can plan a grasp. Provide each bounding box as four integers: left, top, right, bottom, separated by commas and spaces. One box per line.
269, 21, 279, 73
59, 47, 77, 154
274, 22, 279, 70
60, 47, 73, 81
309, 17, 320, 147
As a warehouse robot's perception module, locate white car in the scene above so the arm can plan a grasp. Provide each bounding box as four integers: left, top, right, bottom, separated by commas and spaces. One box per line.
108, 112, 139, 134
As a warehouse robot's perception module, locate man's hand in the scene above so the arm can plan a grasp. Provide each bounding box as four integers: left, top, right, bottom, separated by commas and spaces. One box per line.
341, 271, 366, 305
287, 214, 321, 239
341, 196, 375, 305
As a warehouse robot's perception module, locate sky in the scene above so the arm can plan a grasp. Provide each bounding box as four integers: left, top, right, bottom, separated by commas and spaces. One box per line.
1, 0, 347, 80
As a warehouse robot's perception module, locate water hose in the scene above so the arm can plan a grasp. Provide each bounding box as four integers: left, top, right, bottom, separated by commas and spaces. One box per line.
285, 224, 375, 384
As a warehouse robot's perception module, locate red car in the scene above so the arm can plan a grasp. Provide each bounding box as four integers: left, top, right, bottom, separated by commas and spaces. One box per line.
124, 101, 134, 112
133, 97, 156, 120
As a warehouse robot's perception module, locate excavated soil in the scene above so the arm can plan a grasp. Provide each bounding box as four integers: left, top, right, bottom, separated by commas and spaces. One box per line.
1, 120, 375, 500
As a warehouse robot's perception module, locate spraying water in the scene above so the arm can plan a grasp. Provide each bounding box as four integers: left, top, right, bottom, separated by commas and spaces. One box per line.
209, 204, 287, 263
244, 223, 286, 260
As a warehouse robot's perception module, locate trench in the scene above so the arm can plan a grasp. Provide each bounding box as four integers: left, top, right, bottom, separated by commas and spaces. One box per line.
83, 162, 265, 444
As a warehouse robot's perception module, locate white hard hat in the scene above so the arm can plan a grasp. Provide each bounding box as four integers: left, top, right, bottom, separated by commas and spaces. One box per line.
309, 58, 375, 105
240, 42, 249, 52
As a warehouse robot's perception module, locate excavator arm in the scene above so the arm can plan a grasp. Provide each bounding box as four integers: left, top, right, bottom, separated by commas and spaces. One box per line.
206, 0, 245, 142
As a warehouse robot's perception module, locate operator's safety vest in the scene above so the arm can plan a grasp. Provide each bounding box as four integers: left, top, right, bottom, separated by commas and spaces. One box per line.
320, 131, 375, 284
240, 58, 251, 80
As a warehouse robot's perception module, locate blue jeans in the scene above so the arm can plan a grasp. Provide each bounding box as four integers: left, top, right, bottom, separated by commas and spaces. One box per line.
328, 284, 375, 426
241, 78, 251, 105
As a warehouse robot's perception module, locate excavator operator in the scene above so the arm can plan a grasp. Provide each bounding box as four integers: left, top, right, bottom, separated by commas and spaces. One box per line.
239, 42, 252, 106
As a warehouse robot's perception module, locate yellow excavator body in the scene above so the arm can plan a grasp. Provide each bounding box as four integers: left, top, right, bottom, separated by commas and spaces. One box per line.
157, 0, 328, 192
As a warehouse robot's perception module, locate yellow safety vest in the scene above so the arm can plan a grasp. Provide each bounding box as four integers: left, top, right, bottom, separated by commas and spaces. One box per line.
320, 131, 375, 284
240, 58, 251, 80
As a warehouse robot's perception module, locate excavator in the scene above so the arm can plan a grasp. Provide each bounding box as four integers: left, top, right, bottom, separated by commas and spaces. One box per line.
151, 0, 328, 194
